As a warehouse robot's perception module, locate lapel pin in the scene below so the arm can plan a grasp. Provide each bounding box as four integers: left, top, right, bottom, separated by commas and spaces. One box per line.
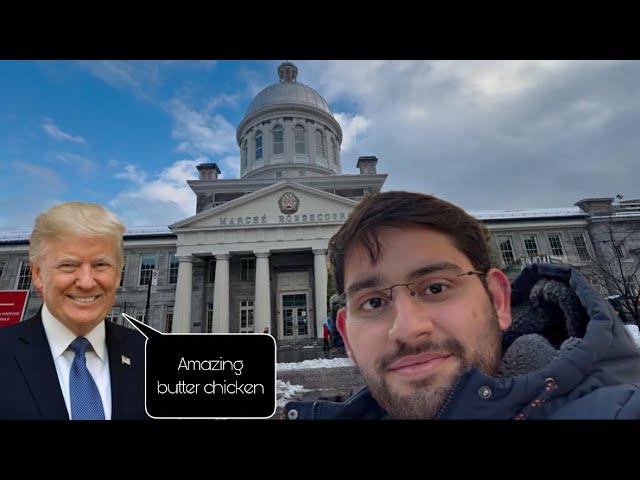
121, 355, 131, 366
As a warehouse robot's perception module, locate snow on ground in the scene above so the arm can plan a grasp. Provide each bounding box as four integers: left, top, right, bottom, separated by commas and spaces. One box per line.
277, 356, 354, 371
275, 357, 356, 407
276, 380, 309, 407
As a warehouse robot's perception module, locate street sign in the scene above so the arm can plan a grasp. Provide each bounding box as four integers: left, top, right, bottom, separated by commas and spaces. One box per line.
151, 286, 157, 294
151, 269, 159, 287
0, 290, 30, 328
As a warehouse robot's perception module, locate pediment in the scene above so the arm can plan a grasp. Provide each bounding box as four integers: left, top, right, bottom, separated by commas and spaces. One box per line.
171, 181, 358, 230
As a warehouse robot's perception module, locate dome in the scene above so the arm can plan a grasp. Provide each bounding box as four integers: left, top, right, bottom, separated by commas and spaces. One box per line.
244, 62, 333, 118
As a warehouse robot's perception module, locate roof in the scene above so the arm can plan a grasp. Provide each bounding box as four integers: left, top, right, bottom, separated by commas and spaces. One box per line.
245, 81, 333, 117
469, 206, 588, 221
0, 225, 174, 243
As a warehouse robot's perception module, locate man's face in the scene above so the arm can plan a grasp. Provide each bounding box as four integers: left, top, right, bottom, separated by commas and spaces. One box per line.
31, 234, 121, 337
337, 226, 511, 419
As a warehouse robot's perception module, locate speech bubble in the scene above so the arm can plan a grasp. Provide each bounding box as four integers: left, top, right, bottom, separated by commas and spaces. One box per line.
123, 313, 276, 419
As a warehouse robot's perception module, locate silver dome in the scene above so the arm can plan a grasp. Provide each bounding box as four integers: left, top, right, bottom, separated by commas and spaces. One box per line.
245, 80, 333, 117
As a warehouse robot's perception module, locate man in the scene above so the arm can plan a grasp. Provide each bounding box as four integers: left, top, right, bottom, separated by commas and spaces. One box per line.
283, 191, 640, 419
323, 320, 331, 351
0, 202, 148, 420
328, 294, 345, 353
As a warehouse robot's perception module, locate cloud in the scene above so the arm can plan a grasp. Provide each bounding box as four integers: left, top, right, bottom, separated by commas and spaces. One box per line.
76, 60, 149, 91
76, 60, 221, 101
333, 113, 371, 160
217, 155, 241, 179
114, 164, 147, 184
54, 152, 95, 177
167, 98, 238, 157
109, 159, 202, 226
42, 119, 86, 144
295, 60, 639, 210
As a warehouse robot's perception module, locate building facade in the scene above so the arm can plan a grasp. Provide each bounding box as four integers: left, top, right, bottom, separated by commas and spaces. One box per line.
1, 63, 639, 337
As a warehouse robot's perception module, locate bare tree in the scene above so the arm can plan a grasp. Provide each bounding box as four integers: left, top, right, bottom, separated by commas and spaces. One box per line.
585, 208, 640, 326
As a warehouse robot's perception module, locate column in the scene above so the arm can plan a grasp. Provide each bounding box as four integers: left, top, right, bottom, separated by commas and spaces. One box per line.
173, 256, 194, 333
313, 249, 328, 338
212, 254, 230, 333
254, 252, 271, 335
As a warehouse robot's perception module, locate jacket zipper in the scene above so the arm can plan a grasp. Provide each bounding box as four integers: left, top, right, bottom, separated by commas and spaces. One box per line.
433, 368, 472, 420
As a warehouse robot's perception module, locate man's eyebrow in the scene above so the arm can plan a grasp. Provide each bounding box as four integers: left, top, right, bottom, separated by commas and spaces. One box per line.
92, 255, 114, 262
344, 262, 465, 296
406, 261, 464, 280
54, 256, 79, 264
344, 276, 385, 296
54, 255, 115, 264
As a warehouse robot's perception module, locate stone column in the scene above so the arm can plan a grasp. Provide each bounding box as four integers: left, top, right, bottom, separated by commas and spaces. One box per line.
172, 256, 194, 333
254, 252, 271, 335
212, 253, 230, 333
313, 249, 328, 338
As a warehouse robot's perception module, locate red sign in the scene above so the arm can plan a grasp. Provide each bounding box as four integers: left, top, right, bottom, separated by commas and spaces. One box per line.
0, 290, 30, 327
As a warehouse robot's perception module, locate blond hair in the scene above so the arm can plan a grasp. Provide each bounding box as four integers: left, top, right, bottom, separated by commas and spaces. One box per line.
30, 201, 126, 268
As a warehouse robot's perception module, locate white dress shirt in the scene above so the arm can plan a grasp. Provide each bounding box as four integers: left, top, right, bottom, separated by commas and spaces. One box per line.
41, 303, 112, 420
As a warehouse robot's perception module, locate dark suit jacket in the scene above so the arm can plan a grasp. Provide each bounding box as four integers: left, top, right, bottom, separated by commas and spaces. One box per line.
0, 309, 149, 420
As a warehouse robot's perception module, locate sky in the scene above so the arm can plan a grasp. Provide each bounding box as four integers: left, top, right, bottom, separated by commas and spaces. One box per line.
1, 60, 638, 232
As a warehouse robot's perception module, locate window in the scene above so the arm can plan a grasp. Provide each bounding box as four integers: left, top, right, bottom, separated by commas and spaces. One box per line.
331, 137, 338, 165
119, 256, 126, 287
255, 130, 263, 161
207, 303, 214, 333
275, 171, 282, 178
139, 254, 156, 286
17, 261, 31, 290
315, 129, 326, 157
208, 260, 216, 283
239, 300, 255, 333
548, 234, 564, 257
523, 235, 539, 257
107, 307, 122, 324
272, 125, 284, 155
134, 306, 145, 322
498, 237, 515, 265
573, 233, 590, 261
241, 258, 256, 282
165, 306, 174, 333
294, 125, 306, 154
169, 253, 179, 285
242, 140, 248, 169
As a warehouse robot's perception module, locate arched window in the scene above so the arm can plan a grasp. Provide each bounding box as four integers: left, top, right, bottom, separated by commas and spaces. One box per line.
315, 129, 326, 158
255, 130, 263, 161
242, 139, 248, 169
273, 125, 284, 155
294, 125, 306, 154
331, 137, 338, 165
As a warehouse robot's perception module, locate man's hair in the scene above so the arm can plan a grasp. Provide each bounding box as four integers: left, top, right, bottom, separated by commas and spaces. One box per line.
328, 191, 491, 295
30, 201, 126, 268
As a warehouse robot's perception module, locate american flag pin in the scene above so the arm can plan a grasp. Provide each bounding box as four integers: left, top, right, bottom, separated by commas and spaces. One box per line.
121, 355, 131, 366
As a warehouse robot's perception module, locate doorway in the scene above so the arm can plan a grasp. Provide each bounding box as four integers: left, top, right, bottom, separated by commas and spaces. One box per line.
281, 293, 309, 339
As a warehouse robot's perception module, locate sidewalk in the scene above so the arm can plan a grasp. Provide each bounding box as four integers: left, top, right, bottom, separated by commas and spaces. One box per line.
270, 343, 365, 419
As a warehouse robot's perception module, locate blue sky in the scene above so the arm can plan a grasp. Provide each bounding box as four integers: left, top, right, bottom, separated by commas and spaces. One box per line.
2, 60, 638, 231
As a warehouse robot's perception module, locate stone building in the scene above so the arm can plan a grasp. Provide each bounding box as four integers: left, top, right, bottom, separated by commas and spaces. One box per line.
1, 63, 639, 337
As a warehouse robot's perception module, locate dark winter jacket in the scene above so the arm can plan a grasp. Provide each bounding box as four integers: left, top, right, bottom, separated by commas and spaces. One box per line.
283, 263, 640, 419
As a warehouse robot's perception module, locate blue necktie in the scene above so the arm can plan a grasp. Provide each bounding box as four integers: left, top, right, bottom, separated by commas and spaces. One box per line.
69, 337, 105, 420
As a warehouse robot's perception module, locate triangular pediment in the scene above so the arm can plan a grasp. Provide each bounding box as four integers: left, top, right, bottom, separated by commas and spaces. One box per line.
171, 180, 358, 230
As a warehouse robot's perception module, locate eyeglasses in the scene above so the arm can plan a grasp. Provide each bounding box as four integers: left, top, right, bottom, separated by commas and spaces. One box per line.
337, 270, 486, 319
